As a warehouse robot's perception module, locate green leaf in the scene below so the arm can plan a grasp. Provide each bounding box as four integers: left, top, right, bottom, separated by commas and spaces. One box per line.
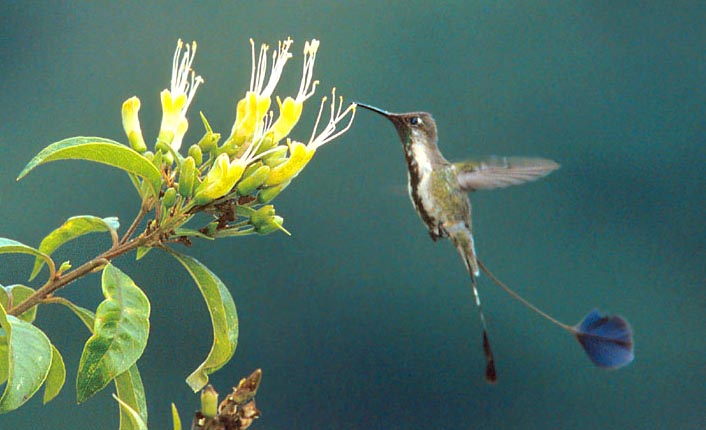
135, 246, 152, 261
0, 303, 53, 413
76, 264, 150, 403
167, 250, 238, 391
17, 136, 162, 197
30, 216, 120, 281
113, 394, 148, 430
51, 297, 96, 332
115, 365, 147, 430
0, 285, 37, 322
43, 344, 66, 404
0, 238, 53, 279
171, 403, 182, 430
0, 346, 6, 387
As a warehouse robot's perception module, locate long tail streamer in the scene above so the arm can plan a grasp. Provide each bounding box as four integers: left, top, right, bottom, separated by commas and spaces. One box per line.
467, 259, 633, 381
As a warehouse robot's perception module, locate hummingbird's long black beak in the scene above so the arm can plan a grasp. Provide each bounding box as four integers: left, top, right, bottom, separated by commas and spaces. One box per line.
354, 102, 392, 118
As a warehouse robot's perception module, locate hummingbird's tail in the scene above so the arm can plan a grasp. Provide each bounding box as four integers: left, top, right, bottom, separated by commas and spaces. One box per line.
466, 267, 497, 383
448, 222, 480, 276
476, 259, 635, 372
450, 226, 496, 382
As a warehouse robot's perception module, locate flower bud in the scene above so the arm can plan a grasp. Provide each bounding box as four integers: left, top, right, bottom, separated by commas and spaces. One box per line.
197, 130, 220, 153
250, 205, 290, 235
236, 164, 271, 196
200, 385, 218, 418
250, 204, 275, 226
257, 215, 288, 235
188, 145, 203, 166
162, 187, 177, 208
255, 133, 277, 156
192, 154, 246, 205
262, 146, 288, 167
242, 161, 263, 178
257, 180, 290, 203
178, 156, 197, 197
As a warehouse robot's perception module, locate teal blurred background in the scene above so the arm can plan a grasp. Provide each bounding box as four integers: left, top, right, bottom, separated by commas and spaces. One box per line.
1, 2, 704, 429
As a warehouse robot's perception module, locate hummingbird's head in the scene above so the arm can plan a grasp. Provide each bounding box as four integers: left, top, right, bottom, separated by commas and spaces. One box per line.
356, 103, 438, 147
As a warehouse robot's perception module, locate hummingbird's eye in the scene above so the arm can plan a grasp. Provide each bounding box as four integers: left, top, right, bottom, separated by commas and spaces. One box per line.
410, 116, 422, 126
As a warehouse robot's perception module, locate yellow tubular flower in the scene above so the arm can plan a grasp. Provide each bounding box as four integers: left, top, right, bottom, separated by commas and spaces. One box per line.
229, 39, 293, 146
192, 153, 230, 205
121, 96, 146, 153
171, 117, 189, 154
192, 127, 277, 206
263, 140, 313, 186
264, 88, 356, 187
157, 39, 203, 152
269, 39, 320, 143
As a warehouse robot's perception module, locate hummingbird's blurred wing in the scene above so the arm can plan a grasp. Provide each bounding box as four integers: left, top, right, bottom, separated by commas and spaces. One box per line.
453, 157, 560, 192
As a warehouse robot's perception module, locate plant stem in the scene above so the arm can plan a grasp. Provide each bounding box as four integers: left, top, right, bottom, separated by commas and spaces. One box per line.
8, 235, 150, 317
120, 205, 149, 245
7, 202, 196, 317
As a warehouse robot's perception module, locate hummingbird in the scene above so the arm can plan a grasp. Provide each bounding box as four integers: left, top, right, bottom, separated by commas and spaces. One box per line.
355, 102, 634, 382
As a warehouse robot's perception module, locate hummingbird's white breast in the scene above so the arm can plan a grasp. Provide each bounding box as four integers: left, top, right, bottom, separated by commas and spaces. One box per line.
406, 142, 446, 236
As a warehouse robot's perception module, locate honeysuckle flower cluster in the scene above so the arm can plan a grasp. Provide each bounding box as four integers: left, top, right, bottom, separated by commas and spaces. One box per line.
121, 38, 356, 237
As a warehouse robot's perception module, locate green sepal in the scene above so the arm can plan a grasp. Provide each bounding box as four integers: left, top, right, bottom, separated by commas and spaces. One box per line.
43, 344, 66, 404
76, 264, 150, 403
0, 285, 37, 323
17, 137, 162, 197
0, 302, 53, 413
29, 216, 120, 281
165, 250, 238, 391
197, 112, 219, 153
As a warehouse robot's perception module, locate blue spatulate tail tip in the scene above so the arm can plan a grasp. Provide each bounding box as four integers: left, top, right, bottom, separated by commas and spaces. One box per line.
573, 308, 634, 369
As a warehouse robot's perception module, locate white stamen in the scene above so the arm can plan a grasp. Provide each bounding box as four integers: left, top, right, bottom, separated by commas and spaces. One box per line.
261, 38, 293, 97
254, 42, 269, 93
308, 88, 356, 151
171, 39, 184, 91
249, 39, 256, 91
297, 39, 320, 102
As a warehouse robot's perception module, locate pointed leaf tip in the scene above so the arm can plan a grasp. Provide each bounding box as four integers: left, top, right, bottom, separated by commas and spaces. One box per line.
17, 137, 162, 197
573, 309, 634, 369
